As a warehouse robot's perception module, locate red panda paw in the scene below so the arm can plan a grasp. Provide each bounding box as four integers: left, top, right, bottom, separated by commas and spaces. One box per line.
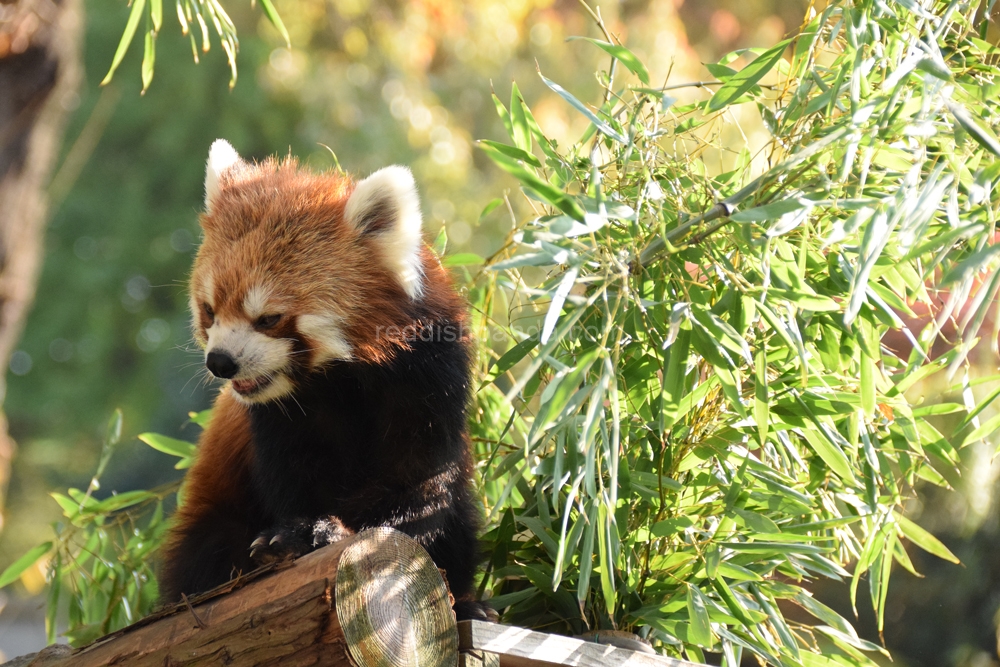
249, 519, 313, 565
249, 516, 354, 565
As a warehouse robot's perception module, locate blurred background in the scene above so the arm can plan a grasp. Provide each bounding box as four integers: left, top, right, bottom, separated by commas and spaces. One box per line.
0, 0, 998, 665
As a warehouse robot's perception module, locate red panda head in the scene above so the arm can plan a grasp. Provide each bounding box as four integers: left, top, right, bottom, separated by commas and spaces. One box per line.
190, 140, 462, 404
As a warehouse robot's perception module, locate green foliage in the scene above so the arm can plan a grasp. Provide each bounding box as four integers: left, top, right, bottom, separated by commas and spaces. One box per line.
101, 0, 289, 91
467, 1, 1000, 664
0, 412, 197, 645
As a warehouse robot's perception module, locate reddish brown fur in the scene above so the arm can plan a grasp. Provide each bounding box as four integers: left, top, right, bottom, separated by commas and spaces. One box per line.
160, 390, 257, 595
178, 391, 254, 512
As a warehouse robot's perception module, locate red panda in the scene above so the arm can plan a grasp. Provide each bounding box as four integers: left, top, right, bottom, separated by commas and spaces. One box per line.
160, 140, 491, 620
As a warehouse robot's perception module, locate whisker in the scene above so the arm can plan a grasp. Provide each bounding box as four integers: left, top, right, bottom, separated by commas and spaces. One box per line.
288, 392, 306, 417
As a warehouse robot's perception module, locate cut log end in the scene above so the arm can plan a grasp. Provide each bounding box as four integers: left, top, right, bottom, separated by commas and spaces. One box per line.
336, 527, 458, 667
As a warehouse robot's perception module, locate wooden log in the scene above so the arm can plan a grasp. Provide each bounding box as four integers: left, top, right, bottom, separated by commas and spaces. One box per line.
457, 621, 703, 667
5, 527, 457, 667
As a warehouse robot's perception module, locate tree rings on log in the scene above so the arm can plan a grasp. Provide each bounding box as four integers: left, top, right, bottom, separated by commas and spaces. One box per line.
336, 527, 458, 667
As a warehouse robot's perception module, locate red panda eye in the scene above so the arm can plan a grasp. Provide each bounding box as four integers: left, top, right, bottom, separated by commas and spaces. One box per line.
203, 303, 214, 322
256, 314, 281, 330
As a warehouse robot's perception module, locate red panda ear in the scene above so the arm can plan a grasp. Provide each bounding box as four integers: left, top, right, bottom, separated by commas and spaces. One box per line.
344, 166, 424, 300
204, 139, 243, 213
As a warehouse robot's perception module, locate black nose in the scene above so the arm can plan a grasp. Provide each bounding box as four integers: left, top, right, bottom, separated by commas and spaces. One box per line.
206, 351, 239, 379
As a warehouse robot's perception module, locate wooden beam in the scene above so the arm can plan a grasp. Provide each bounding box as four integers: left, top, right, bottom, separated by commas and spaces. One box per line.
457, 621, 703, 667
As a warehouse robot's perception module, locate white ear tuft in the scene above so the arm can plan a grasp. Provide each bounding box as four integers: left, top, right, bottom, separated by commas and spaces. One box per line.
204, 139, 242, 211
345, 166, 425, 300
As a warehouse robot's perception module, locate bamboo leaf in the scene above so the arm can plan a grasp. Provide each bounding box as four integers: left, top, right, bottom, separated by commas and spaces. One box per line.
0, 543, 52, 589
188, 409, 212, 428
141, 22, 156, 93
860, 354, 876, 418
541, 267, 579, 344
708, 39, 791, 111
949, 102, 1000, 156
102, 0, 147, 85
567, 37, 650, 85
259, 0, 290, 47
150, 0, 162, 31
490, 336, 539, 376
139, 433, 196, 459
478, 140, 541, 168
539, 73, 628, 144
492, 93, 514, 141
800, 428, 855, 482
597, 502, 616, 616
731, 196, 813, 222
754, 348, 769, 447
442, 253, 484, 267
92, 490, 155, 513
895, 513, 960, 563
961, 411, 1000, 449
577, 505, 597, 602
510, 82, 532, 152
479, 142, 586, 220
687, 584, 714, 647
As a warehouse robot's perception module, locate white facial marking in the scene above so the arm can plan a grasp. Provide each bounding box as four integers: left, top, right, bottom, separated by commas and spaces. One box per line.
205, 317, 294, 403
297, 313, 353, 364
344, 166, 425, 300
231, 375, 295, 405
243, 284, 272, 320
204, 139, 242, 212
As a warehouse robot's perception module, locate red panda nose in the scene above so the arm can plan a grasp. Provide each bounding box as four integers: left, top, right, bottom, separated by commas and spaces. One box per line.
206, 351, 239, 379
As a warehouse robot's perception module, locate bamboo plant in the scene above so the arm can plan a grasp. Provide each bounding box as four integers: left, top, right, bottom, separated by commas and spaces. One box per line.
463, 1, 1000, 664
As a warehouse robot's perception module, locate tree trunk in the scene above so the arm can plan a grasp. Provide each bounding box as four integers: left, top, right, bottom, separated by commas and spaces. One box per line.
2, 528, 459, 667
0, 0, 82, 521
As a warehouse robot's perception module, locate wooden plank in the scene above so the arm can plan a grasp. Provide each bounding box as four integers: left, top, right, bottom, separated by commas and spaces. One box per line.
460, 651, 501, 667
457, 621, 704, 667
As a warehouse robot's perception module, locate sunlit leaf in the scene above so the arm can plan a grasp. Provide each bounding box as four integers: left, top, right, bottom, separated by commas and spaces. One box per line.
731, 196, 813, 222
687, 584, 714, 647
949, 102, 1000, 156
188, 409, 212, 428
708, 39, 791, 111
800, 428, 855, 482
478, 142, 586, 220
442, 253, 484, 267
102, 0, 147, 85
478, 140, 541, 169
539, 73, 628, 144
258, 0, 290, 46
510, 82, 532, 152
895, 513, 960, 564
0, 543, 52, 589
567, 37, 650, 85
541, 267, 579, 344
141, 24, 156, 93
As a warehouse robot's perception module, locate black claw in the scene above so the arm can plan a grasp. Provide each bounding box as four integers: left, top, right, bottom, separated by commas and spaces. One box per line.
269, 534, 282, 546
250, 536, 268, 549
